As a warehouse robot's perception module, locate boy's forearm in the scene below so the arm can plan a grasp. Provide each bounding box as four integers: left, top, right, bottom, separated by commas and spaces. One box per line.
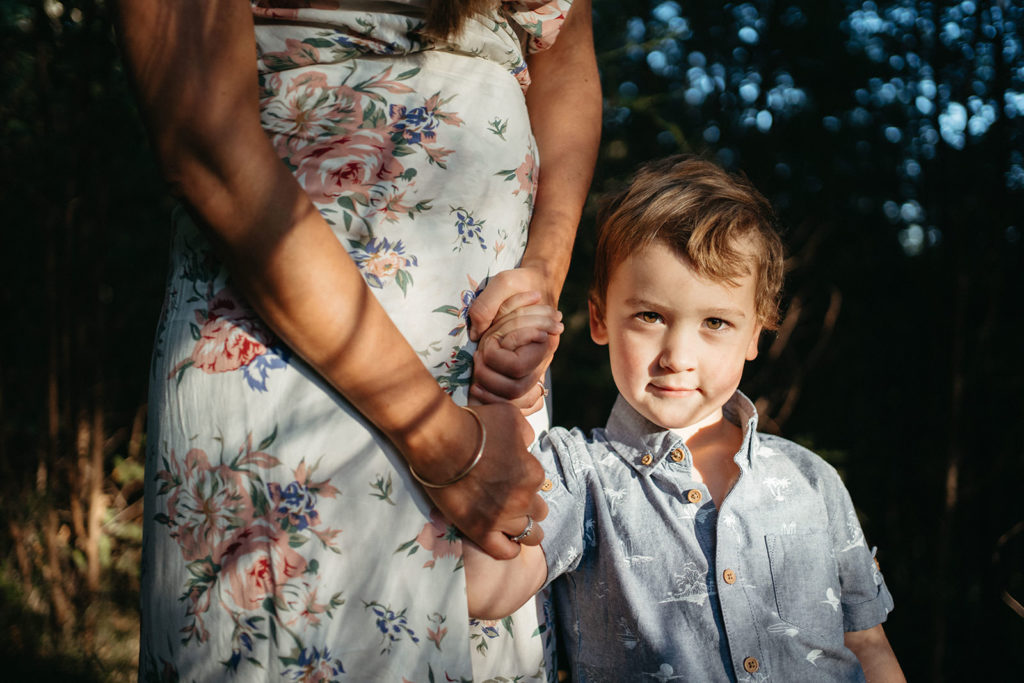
464, 542, 548, 620
844, 624, 906, 683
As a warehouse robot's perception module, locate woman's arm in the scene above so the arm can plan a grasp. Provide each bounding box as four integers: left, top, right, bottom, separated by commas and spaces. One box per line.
114, 0, 546, 560
844, 624, 906, 682
468, 0, 601, 404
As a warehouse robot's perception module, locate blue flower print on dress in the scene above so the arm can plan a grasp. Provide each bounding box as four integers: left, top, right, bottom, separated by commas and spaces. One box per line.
243, 352, 289, 392
365, 602, 420, 654
269, 480, 321, 533
450, 206, 487, 251
389, 103, 440, 146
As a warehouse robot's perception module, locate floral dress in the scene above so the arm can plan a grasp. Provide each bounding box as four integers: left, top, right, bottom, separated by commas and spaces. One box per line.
138, 2, 573, 681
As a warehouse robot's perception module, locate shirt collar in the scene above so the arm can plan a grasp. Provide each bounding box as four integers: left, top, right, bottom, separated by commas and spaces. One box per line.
604, 391, 761, 476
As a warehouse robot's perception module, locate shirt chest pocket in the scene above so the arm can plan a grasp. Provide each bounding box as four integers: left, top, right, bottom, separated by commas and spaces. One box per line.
765, 531, 844, 638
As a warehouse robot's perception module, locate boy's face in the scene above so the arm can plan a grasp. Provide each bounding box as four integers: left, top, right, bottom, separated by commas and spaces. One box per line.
590, 241, 762, 433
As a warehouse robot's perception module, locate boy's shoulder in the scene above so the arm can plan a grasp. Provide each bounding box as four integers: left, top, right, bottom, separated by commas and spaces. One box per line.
538, 424, 614, 460
752, 431, 845, 488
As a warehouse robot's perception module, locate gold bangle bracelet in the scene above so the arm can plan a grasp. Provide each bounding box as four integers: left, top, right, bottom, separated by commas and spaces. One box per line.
409, 406, 486, 489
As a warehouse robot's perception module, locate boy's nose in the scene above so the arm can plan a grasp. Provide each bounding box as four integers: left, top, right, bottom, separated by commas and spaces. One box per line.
659, 333, 697, 373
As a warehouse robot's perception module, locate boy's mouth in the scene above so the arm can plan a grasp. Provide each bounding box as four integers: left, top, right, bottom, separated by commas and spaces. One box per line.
649, 383, 698, 393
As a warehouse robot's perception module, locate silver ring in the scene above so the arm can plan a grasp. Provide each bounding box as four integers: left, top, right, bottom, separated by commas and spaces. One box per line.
509, 515, 534, 543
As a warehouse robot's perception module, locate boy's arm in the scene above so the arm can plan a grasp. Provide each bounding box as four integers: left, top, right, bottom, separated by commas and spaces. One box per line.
844, 624, 906, 682
464, 538, 548, 620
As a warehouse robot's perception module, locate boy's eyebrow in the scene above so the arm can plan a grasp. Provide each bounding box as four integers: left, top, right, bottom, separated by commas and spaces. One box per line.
702, 307, 747, 320
624, 297, 664, 309
624, 297, 748, 320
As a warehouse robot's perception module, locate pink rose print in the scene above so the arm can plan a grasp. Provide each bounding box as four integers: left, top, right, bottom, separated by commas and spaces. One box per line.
263, 76, 363, 150
221, 520, 308, 611
161, 448, 257, 563
292, 124, 404, 208
170, 287, 287, 392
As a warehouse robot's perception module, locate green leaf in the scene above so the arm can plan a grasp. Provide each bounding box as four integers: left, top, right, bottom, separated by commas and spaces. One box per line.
394, 538, 417, 554
258, 425, 278, 450
433, 305, 460, 316
303, 37, 335, 48
189, 322, 202, 340
397, 67, 421, 80
395, 269, 412, 295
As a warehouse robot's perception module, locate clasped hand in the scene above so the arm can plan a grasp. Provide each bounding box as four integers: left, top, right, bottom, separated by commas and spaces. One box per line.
468, 268, 564, 415
423, 268, 564, 560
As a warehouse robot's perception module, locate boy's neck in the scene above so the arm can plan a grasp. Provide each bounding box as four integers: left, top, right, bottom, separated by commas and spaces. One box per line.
673, 410, 743, 507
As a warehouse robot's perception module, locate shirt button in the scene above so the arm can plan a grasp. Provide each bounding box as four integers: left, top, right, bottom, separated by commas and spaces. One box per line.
686, 489, 702, 504
723, 568, 737, 584
640, 453, 653, 466
540, 479, 553, 492
670, 448, 684, 462
743, 657, 760, 673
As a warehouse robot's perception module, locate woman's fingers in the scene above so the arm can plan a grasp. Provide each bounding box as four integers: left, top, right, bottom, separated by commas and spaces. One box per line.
470, 377, 547, 414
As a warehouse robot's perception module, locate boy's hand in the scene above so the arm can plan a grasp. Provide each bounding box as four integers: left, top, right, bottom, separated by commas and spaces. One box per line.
470, 292, 563, 415
463, 532, 549, 620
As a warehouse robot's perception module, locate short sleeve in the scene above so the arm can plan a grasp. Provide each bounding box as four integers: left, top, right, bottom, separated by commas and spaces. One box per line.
533, 427, 588, 586
501, 0, 575, 54
824, 470, 896, 631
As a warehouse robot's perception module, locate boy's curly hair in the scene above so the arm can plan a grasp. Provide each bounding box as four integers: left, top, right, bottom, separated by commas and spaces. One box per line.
590, 155, 785, 330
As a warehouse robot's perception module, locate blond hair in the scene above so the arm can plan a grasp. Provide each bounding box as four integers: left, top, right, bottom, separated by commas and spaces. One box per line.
591, 155, 785, 329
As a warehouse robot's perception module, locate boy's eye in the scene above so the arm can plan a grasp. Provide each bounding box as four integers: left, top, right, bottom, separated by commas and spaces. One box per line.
705, 318, 727, 330
636, 311, 662, 324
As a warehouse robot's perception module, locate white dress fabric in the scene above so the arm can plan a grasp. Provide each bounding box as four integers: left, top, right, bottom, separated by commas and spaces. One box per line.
139, 2, 573, 680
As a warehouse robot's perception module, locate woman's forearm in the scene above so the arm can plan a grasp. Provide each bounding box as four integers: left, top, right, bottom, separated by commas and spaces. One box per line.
521, 0, 601, 301
114, 0, 479, 481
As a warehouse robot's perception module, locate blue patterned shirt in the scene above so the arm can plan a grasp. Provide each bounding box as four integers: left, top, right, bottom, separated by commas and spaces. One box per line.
536, 392, 894, 682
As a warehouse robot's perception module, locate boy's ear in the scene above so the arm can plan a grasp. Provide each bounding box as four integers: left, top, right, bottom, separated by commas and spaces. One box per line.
745, 324, 763, 361
589, 299, 609, 345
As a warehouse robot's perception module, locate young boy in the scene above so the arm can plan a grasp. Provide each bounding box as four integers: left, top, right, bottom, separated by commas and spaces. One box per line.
465, 156, 904, 681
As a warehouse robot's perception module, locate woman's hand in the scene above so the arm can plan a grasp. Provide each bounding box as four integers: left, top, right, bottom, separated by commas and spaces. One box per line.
468, 268, 561, 412
417, 402, 548, 560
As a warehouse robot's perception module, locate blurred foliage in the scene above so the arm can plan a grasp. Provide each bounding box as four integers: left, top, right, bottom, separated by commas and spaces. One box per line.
0, 0, 1022, 681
